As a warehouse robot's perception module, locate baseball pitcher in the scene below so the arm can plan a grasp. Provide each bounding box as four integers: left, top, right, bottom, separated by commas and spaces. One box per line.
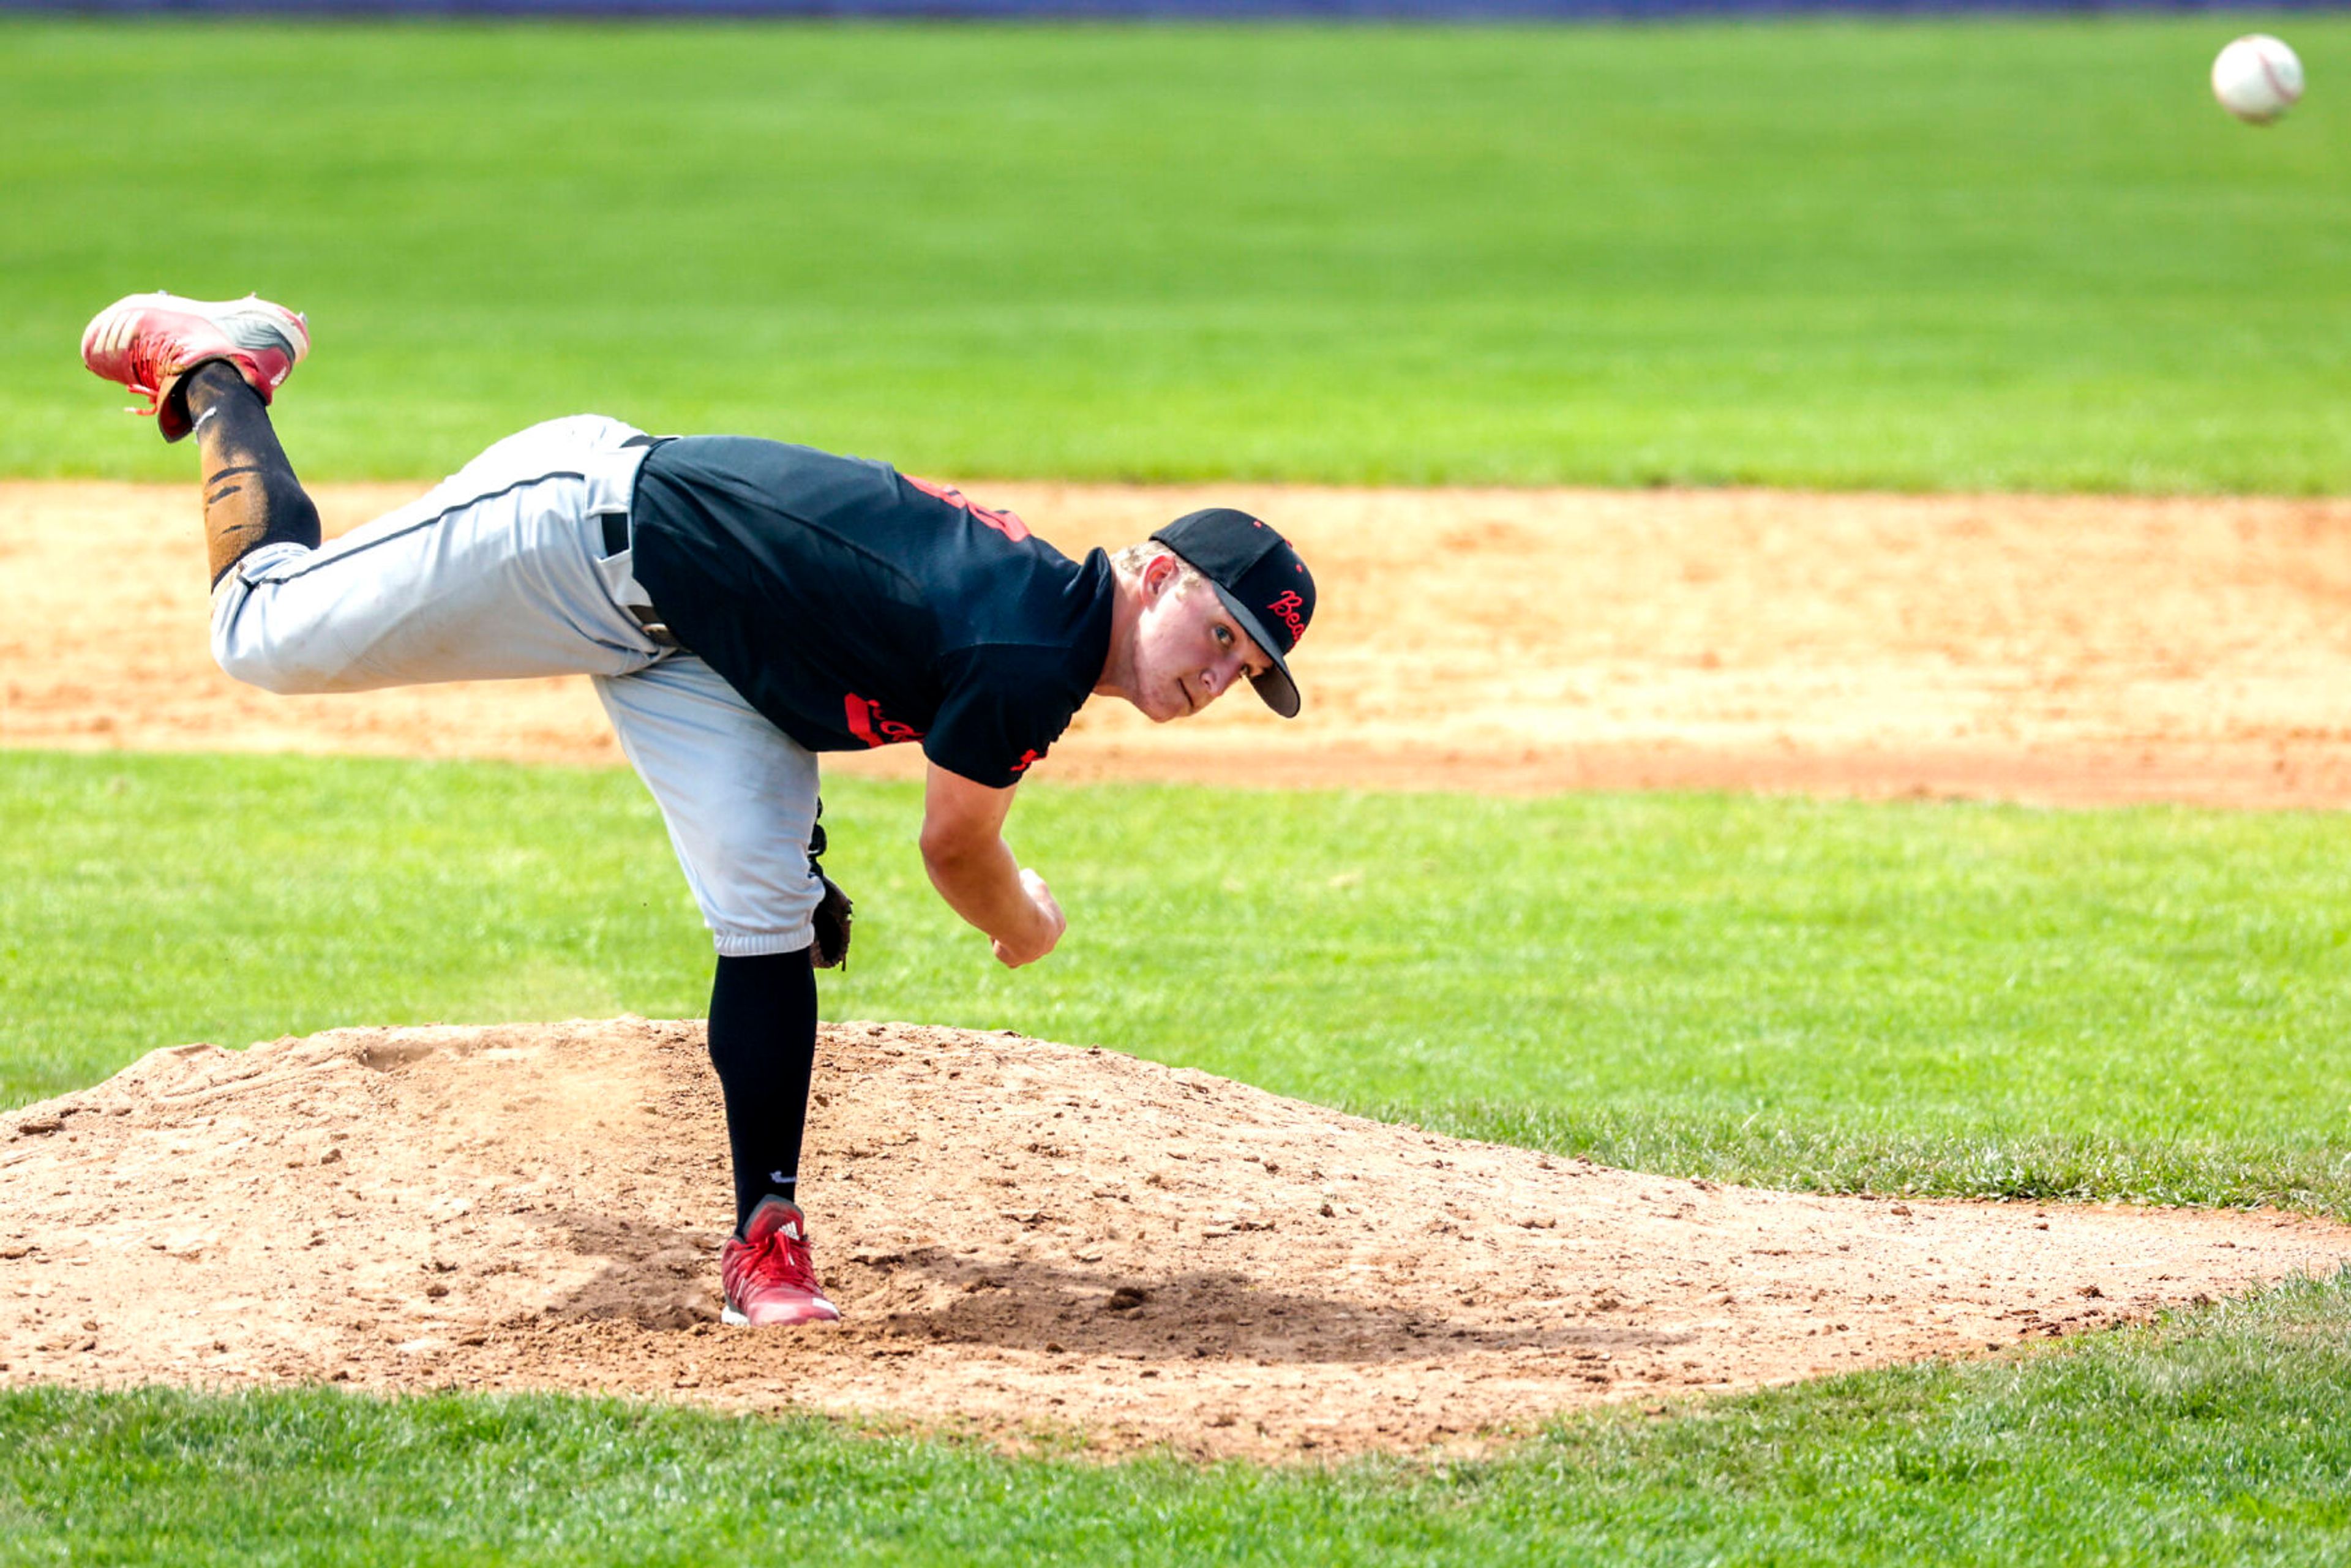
81, 291, 1318, 1327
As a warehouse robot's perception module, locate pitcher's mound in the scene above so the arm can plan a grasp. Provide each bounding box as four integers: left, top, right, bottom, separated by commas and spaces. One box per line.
5, 1019, 2349, 1458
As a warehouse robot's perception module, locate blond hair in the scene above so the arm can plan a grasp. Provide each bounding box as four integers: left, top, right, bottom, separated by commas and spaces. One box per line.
1111, 541, 1208, 594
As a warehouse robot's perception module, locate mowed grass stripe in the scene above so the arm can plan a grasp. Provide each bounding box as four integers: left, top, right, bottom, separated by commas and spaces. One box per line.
5, 750, 2347, 1214
7, 18, 2351, 490
4, 1272, 2350, 1564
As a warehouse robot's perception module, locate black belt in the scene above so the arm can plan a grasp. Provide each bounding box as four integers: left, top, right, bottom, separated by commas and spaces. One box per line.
599, 435, 680, 649
601, 433, 661, 554
593, 510, 681, 650
631, 606, 681, 650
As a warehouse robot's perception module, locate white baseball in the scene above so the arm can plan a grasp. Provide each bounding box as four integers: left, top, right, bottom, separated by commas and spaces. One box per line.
2212, 34, 2304, 124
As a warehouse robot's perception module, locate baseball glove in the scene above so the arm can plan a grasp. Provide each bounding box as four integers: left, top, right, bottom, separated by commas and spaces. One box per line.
811, 869, 854, 970
808, 802, 853, 970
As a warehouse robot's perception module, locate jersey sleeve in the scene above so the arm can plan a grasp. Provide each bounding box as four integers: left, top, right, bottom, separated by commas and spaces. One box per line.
922, 645, 1089, 789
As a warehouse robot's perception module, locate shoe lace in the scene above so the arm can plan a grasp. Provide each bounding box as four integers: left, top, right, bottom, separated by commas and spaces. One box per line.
741, 1225, 822, 1296
121, 336, 168, 411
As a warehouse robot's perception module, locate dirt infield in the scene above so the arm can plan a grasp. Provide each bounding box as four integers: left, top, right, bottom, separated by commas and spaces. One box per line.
7, 478, 2351, 1455
7, 479, 2351, 804
7, 1019, 2349, 1460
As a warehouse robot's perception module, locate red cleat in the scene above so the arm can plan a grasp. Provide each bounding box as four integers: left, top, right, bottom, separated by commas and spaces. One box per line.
80, 291, 310, 442
721, 1196, 841, 1327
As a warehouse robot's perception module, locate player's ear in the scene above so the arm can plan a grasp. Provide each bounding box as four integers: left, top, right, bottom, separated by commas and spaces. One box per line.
1141, 551, 1180, 598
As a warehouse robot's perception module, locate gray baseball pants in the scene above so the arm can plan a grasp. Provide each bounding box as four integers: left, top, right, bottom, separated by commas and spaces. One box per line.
208, 414, 823, 956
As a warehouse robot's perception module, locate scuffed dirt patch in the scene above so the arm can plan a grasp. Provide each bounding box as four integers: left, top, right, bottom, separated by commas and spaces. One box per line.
7, 481, 2351, 805
5, 1019, 2347, 1459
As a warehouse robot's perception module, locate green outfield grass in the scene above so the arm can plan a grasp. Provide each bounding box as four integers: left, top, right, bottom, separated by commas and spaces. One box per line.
7, 750, 2349, 1209
7, 746, 2351, 1559
7, 17, 2349, 492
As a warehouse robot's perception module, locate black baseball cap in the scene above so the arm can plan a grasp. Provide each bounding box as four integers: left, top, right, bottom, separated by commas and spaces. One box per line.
1150, 508, 1316, 718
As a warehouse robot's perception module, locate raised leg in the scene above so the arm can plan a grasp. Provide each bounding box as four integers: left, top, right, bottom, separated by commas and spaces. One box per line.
184, 362, 321, 586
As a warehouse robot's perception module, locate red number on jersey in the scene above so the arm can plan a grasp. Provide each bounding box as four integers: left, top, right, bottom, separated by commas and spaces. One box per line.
906, 474, 1030, 542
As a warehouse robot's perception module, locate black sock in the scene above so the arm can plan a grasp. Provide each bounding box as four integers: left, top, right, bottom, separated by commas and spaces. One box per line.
706, 948, 819, 1239
185, 362, 321, 586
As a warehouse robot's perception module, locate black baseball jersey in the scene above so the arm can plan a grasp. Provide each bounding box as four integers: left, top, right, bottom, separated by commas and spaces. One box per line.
628, 437, 1116, 790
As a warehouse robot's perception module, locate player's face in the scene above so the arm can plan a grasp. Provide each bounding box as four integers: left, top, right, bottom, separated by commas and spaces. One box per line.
1131, 569, 1272, 724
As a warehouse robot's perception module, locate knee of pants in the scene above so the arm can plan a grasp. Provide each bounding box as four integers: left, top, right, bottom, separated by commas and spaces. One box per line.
211, 583, 355, 694
213, 636, 343, 695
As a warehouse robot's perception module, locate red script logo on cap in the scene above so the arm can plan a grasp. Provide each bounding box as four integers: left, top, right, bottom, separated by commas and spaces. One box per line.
1265, 590, 1307, 645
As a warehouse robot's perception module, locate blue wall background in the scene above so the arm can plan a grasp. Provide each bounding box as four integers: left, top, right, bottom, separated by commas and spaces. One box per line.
7, 0, 2345, 15
9, 0, 2341, 18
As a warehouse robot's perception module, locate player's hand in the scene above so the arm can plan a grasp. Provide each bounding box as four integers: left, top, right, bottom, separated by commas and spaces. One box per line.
991, 868, 1065, 968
